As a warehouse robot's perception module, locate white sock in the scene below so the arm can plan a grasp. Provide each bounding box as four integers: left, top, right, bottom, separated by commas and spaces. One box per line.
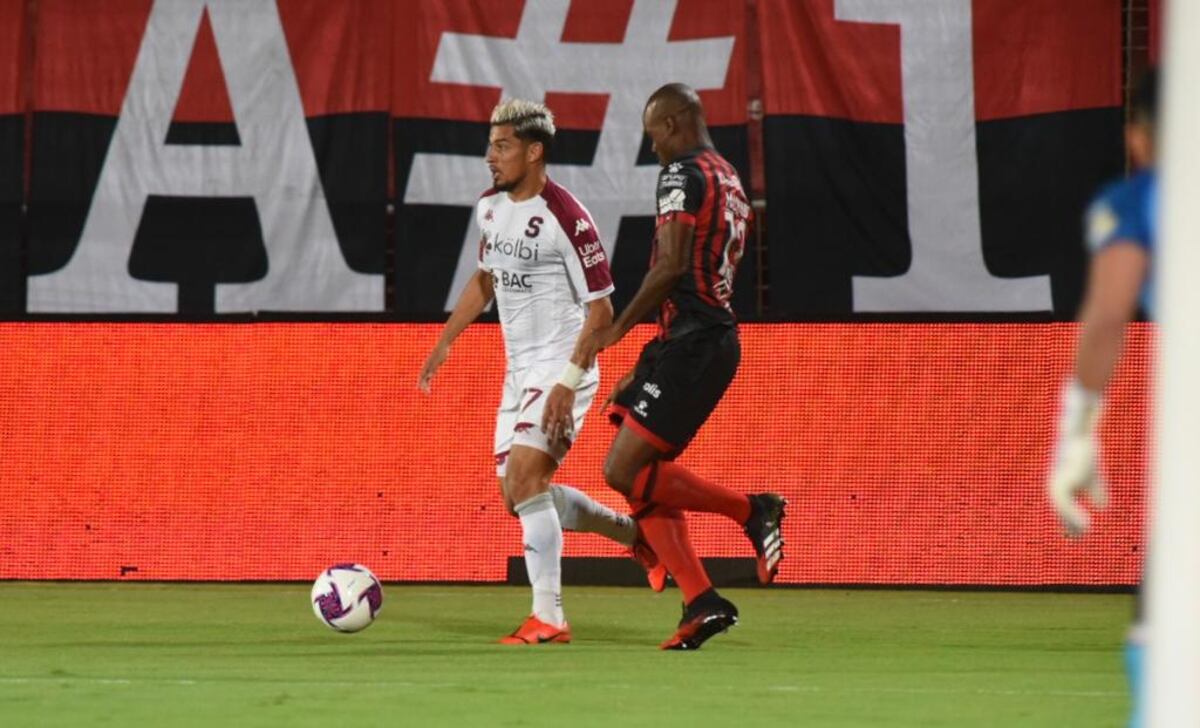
550, 484, 636, 546
514, 492, 564, 627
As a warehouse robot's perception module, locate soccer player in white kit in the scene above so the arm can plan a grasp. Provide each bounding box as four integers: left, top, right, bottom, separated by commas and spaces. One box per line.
419, 100, 663, 644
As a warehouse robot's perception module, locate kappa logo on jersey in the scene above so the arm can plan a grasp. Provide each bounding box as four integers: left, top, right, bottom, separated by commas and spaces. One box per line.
487, 236, 540, 261
667, 163, 683, 174
633, 400, 650, 417
525, 217, 544, 238
578, 240, 606, 269
658, 188, 687, 215
574, 219, 591, 236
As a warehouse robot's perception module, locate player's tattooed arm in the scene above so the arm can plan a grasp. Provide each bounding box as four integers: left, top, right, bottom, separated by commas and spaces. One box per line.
418, 269, 495, 393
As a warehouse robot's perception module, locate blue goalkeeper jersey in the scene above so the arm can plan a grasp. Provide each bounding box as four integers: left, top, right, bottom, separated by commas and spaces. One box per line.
1084, 170, 1158, 317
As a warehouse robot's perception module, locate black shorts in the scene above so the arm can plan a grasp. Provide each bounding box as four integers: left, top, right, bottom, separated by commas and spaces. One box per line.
610, 325, 740, 456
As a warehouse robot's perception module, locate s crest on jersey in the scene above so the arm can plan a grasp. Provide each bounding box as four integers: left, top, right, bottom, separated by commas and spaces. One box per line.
474, 178, 615, 371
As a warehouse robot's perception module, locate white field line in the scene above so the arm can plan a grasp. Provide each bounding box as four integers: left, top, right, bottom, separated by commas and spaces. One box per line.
0, 676, 1123, 698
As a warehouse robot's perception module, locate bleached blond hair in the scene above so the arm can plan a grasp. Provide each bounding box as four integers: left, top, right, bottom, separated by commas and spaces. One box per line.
490, 99, 556, 151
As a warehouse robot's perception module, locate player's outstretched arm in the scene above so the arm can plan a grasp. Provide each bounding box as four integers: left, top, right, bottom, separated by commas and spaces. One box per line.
1049, 242, 1147, 535
610, 220, 692, 339
573, 296, 614, 371
543, 296, 614, 443
578, 221, 693, 366
418, 269, 495, 393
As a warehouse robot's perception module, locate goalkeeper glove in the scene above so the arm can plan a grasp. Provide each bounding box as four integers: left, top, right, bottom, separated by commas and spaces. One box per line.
1048, 379, 1107, 536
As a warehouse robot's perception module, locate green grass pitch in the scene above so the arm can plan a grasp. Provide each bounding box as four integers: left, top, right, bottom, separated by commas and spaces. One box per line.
0, 583, 1129, 727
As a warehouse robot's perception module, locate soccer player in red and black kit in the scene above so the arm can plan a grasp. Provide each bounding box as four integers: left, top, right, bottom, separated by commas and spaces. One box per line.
577, 83, 786, 650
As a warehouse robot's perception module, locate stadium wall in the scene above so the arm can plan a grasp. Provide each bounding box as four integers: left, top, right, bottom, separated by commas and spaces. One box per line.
0, 1, 1149, 587
0, 323, 1148, 585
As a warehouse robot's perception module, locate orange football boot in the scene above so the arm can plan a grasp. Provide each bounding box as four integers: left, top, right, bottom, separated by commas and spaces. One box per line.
498, 614, 572, 645
630, 535, 669, 593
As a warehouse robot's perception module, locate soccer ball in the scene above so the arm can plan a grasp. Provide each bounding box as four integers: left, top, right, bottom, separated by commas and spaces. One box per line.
311, 563, 383, 633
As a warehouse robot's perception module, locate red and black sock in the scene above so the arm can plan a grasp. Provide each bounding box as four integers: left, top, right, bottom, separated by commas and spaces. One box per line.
630, 461, 752, 524
630, 500, 712, 605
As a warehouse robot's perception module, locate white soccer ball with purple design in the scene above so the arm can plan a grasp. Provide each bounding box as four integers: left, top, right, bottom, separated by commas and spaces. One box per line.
311, 563, 383, 633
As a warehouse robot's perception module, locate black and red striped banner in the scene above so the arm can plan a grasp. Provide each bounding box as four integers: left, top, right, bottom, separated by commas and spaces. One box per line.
759, 0, 1122, 317
0, 0, 23, 312
0, 0, 1125, 318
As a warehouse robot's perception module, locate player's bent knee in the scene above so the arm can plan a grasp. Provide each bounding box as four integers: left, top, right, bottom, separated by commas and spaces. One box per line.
506, 476, 544, 508
498, 480, 517, 517
602, 452, 635, 495
604, 427, 660, 495
504, 446, 556, 506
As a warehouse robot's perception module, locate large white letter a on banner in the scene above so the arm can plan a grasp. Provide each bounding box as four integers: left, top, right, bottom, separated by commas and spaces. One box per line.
28, 0, 381, 313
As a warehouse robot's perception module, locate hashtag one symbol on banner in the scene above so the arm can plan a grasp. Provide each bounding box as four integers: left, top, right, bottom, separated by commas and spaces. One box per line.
402, 0, 735, 310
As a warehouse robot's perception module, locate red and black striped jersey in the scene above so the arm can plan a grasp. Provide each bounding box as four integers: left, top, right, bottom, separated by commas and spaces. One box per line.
652, 146, 751, 340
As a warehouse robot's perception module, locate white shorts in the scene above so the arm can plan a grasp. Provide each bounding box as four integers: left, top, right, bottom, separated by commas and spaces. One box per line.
494, 361, 598, 477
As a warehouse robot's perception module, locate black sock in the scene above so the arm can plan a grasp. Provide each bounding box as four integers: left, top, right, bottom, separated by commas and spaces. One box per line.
685, 587, 720, 610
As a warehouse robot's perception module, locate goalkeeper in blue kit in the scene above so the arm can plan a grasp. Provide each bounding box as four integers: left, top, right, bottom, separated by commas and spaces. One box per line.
1048, 69, 1157, 728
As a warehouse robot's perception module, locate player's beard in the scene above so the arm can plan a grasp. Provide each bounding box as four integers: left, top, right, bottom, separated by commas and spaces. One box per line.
493, 171, 523, 193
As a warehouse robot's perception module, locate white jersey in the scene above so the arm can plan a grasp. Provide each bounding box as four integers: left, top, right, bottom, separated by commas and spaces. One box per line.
476, 179, 614, 372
